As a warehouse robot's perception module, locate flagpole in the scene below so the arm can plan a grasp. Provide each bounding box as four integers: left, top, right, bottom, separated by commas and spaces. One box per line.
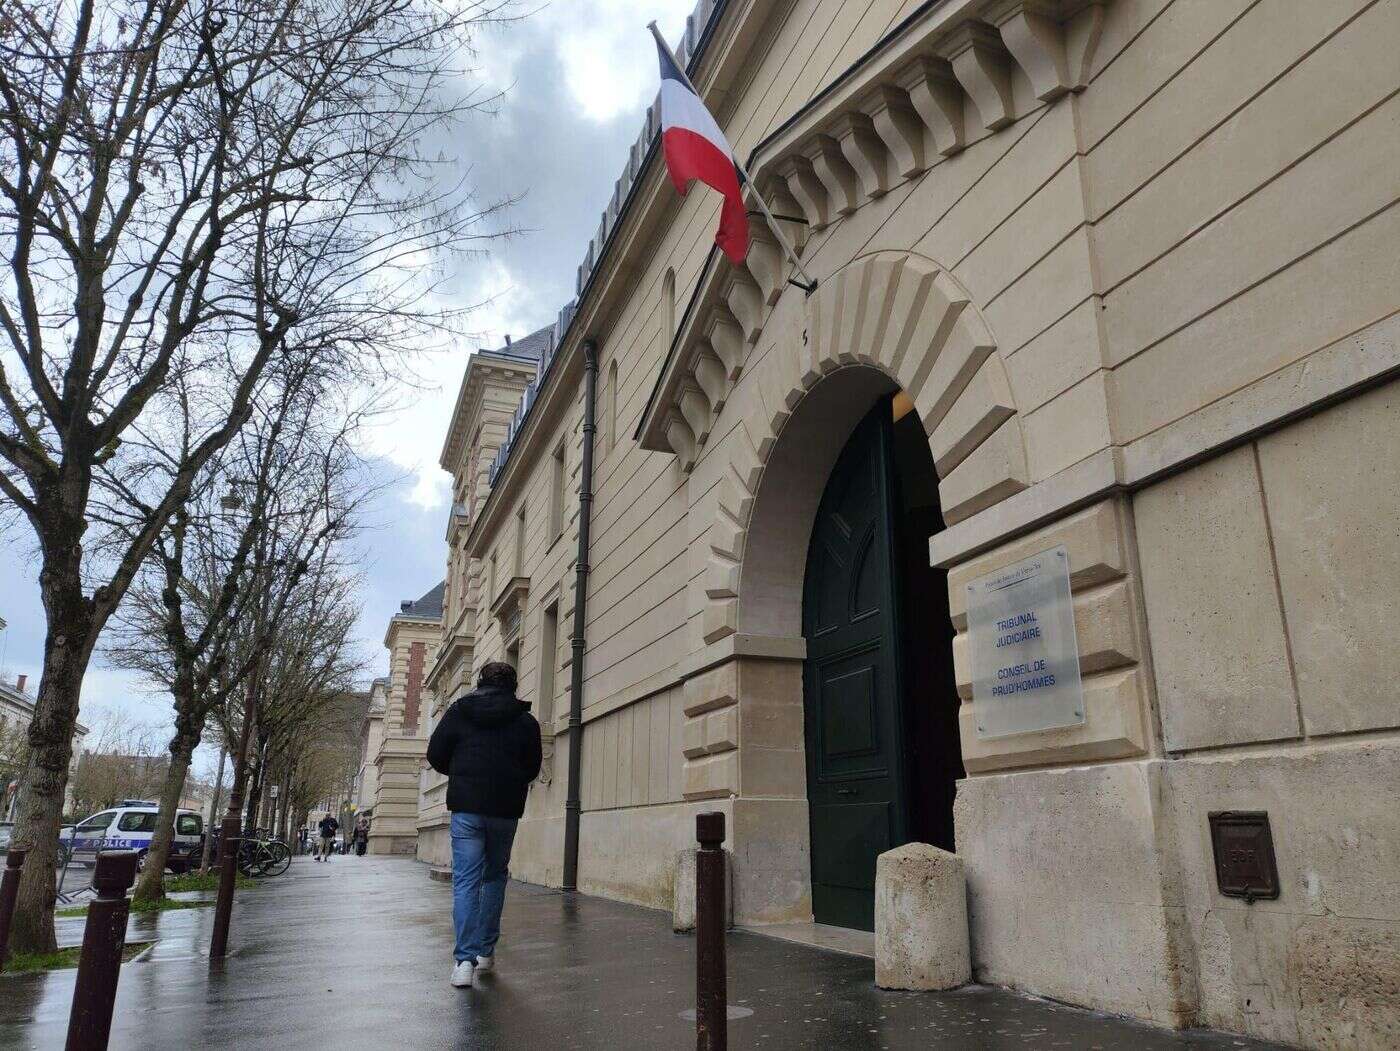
647, 21, 817, 292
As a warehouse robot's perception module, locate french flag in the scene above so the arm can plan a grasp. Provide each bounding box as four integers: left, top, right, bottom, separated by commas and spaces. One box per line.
654, 34, 750, 266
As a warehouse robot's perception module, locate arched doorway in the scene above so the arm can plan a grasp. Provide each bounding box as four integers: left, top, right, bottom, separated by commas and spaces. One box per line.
802, 393, 962, 931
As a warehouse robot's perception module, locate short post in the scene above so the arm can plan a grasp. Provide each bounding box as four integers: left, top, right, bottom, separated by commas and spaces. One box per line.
66, 850, 139, 1051
0, 848, 27, 972
695, 812, 727, 1051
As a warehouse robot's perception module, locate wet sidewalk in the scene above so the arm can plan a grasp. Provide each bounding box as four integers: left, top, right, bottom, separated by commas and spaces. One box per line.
0, 855, 1284, 1050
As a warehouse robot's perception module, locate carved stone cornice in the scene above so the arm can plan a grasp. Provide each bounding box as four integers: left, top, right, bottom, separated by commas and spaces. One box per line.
439, 351, 537, 476
637, 0, 1109, 461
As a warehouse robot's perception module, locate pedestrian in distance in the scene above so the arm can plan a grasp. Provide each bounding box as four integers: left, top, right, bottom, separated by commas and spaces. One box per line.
354, 817, 369, 856
314, 812, 339, 862
427, 661, 542, 989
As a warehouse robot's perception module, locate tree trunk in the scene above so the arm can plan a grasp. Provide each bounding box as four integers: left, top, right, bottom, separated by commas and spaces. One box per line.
279, 772, 292, 841
222, 747, 253, 864
201, 746, 227, 871
132, 730, 197, 903
10, 574, 96, 955
244, 753, 264, 837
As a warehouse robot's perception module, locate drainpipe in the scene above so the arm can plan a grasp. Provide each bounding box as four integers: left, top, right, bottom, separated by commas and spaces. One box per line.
562, 340, 598, 892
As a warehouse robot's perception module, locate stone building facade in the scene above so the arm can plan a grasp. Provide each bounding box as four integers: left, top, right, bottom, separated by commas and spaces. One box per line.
368, 586, 442, 855
352, 678, 387, 822
416, 1, 1400, 1046
1, 673, 88, 820
417, 339, 542, 869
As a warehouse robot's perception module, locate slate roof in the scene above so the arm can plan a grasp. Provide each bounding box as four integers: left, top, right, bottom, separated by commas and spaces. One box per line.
491, 325, 555, 365
398, 580, 445, 620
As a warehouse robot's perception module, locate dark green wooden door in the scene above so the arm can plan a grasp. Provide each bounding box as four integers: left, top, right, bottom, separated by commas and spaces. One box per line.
802, 400, 908, 931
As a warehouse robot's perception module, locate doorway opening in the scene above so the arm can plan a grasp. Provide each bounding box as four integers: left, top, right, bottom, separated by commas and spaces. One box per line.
801, 393, 962, 931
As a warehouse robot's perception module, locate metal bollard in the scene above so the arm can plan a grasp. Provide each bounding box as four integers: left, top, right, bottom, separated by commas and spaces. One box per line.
0, 848, 26, 972
66, 850, 139, 1051
695, 812, 727, 1051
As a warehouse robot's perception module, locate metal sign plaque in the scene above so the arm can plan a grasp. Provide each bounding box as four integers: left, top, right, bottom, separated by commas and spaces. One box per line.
967, 545, 1085, 739
1208, 811, 1281, 901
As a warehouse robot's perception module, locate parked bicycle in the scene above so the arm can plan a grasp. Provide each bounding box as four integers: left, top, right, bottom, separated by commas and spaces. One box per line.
206, 826, 292, 878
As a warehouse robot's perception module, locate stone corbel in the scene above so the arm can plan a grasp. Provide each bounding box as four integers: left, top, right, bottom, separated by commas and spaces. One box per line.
677, 383, 712, 448
664, 411, 698, 473
773, 154, 830, 232
1063, 1, 1107, 91
692, 347, 729, 415
801, 135, 860, 218
863, 83, 927, 179
723, 271, 765, 345
939, 22, 1016, 131
893, 56, 966, 158
759, 174, 809, 255
705, 315, 746, 380
745, 226, 786, 306
989, 0, 1073, 102
830, 111, 893, 201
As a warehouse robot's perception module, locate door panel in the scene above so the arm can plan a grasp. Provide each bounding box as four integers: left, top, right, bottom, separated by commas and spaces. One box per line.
803, 401, 907, 931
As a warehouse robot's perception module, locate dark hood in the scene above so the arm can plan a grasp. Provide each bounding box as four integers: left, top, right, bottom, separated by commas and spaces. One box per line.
456, 684, 530, 727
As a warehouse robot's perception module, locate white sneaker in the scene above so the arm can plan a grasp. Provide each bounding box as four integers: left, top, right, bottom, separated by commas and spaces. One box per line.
473, 955, 494, 972
451, 960, 475, 988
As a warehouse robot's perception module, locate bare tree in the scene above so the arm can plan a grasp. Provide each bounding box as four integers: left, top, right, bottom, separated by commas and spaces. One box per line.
0, 0, 516, 951
64, 707, 166, 813
107, 376, 373, 901
218, 565, 365, 841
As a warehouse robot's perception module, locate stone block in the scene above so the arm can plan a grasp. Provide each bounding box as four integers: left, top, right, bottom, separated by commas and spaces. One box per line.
1159, 740, 1400, 1048
1256, 379, 1400, 736
947, 498, 1125, 629
1022, 370, 1114, 483
730, 797, 811, 925
672, 846, 734, 933
937, 416, 1029, 525
682, 750, 737, 800
1134, 445, 1299, 751
875, 843, 970, 991
958, 666, 1147, 773
683, 661, 737, 717
703, 704, 739, 754
956, 760, 1194, 1026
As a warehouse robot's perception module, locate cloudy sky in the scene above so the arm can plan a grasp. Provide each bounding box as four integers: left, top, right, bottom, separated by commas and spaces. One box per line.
0, 0, 696, 774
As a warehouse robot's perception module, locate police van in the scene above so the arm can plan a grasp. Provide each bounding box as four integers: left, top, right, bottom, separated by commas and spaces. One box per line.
59, 801, 204, 873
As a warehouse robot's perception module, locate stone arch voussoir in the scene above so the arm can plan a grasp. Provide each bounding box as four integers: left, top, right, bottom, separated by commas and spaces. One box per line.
702, 251, 1029, 644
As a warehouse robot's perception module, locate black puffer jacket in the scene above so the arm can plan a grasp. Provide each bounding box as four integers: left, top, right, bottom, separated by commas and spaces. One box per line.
426, 685, 542, 818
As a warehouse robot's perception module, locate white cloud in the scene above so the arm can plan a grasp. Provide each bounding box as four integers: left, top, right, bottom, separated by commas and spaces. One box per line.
360, 3, 698, 508
480, 0, 696, 124
356, 258, 536, 510
555, 0, 695, 123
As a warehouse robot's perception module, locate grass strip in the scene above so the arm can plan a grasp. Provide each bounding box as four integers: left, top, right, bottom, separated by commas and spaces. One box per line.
163, 870, 257, 894
56, 871, 257, 916
2, 941, 151, 975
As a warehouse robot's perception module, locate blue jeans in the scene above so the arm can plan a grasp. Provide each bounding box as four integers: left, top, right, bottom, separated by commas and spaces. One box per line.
451, 812, 518, 963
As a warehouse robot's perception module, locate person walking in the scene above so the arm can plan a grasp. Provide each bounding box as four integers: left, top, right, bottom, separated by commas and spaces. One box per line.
427, 661, 542, 989
314, 812, 339, 862
354, 817, 370, 856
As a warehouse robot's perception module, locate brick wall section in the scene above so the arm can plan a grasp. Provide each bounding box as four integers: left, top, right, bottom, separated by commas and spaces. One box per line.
405, 641, 425, 733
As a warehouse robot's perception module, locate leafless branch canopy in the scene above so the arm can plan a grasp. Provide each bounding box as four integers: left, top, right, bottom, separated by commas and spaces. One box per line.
0, 0, 517, 632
